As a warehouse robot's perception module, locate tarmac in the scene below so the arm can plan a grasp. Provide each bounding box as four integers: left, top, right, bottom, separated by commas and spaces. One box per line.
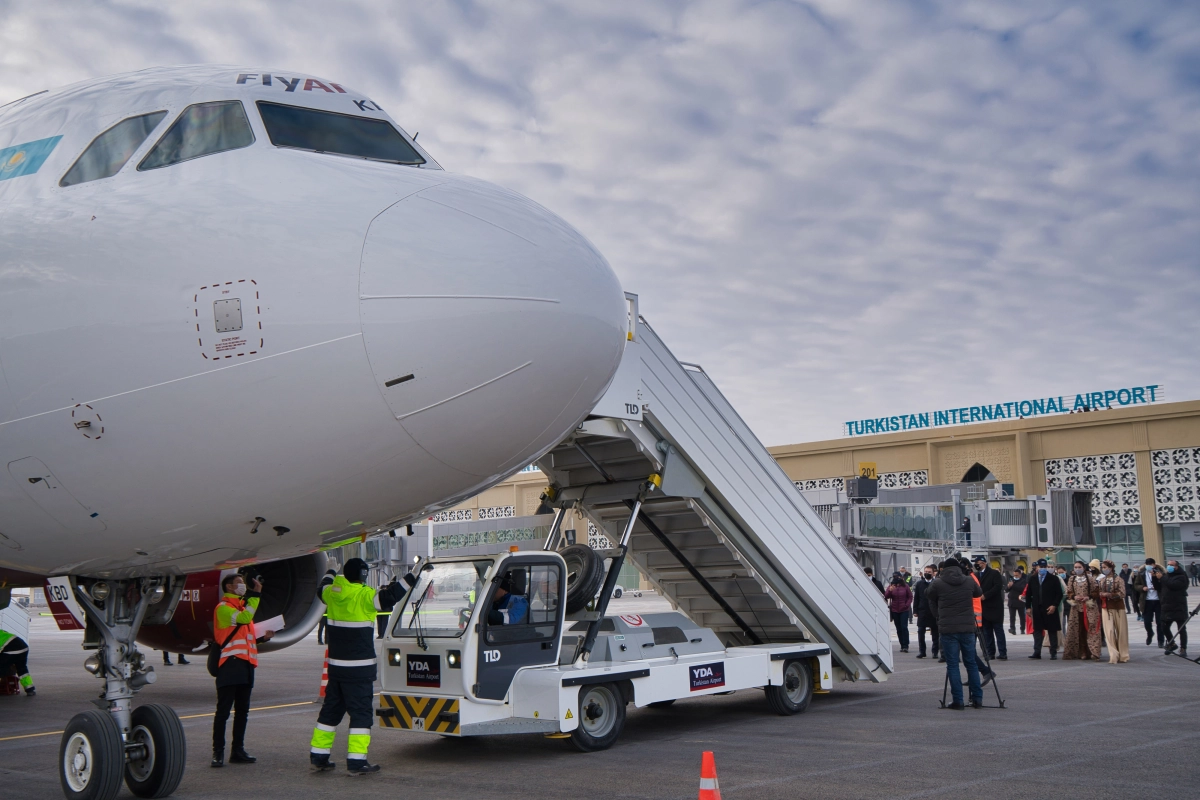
3, 593, 1198, 799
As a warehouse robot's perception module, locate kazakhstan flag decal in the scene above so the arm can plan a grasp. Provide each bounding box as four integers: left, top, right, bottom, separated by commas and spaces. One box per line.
0, 135, 63, 181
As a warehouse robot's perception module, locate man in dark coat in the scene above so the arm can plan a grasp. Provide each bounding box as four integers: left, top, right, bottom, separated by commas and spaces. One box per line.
1026, 558, 1064, 659
1162, 559, 1191, 658
925, 558, 983, 709
1006, 568, 1028, 635
973, 556, 1007, 660
1119, 563, 1135, 616
912, 565, 939, 659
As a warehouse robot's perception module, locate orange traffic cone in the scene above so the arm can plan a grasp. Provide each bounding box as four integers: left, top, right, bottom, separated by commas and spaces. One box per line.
319, 648, 329, 698
699, 751, 721, 800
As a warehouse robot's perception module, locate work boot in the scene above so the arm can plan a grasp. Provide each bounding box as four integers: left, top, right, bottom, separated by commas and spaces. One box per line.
1049, 652, 1058, 660
24, 686, 35, 696
310, 753, 336, 772
1180, 648, 1188, 658
162, 652, 173, 666
346, 759, 381, 775
211, 750, 224, 768
229, 748, 257, 764
178, 654, 190, 665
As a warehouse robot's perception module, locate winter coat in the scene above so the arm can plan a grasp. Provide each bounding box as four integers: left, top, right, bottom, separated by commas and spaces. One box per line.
884, 583, 913, 614
1026, 571, 1065, 632
977, 567, 1005, 622
912, 577, 936, 619
924, 565, 982, 634
1161, 568, 1191, 622
1006, 575, 1028, 607
1132, 567, 1163, 614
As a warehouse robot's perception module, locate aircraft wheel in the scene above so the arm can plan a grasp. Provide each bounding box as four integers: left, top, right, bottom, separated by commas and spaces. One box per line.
124, 704, 187, 798
60, 710, 124, 800
569, 683, 625, 752
560, 545, 604, 613
765, 659, 812, 716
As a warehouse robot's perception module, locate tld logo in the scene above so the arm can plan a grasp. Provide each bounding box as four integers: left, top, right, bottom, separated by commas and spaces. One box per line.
483, 649, 501, 663
688, 661, 725, 691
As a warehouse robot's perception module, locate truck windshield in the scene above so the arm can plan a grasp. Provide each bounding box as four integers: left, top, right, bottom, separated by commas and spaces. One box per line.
392, 559, 491, 639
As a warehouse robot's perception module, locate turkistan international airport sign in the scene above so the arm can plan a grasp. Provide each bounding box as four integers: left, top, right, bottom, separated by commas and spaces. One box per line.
843, 385, 1164, 437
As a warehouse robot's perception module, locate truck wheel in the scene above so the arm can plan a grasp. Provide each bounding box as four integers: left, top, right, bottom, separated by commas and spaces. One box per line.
60, 710, 124, 800
561, 544, 604, 613
613, 587, 623, 599
569, 683, 625, 752
124, 704, 187, 798
765, 659, 812, 716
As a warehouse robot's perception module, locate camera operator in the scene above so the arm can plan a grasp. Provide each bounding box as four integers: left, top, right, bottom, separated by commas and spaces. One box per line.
211, 572, 274, 768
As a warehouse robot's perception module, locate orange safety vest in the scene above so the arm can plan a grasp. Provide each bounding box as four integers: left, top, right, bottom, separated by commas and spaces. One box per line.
970, 573, 983, 627
214, 596, 258, 668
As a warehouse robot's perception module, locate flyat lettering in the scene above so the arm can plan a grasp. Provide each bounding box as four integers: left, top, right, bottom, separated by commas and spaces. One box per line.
844, 385, 1164, 437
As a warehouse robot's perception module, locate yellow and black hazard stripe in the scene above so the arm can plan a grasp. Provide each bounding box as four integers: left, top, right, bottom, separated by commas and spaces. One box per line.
376, 694, 460, 735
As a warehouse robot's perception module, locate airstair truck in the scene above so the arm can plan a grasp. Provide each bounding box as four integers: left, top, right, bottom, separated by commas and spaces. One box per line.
376, 303, 892, 751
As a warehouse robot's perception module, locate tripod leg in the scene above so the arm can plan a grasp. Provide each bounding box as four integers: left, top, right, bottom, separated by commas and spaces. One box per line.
975, 627, 1004, 706
940, 670, 949, 708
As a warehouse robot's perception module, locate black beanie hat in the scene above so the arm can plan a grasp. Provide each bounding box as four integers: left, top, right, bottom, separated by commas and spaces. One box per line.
344, 558, 369, 583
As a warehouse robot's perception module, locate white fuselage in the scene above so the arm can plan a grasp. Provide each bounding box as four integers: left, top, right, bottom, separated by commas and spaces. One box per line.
0, 66, 627, 579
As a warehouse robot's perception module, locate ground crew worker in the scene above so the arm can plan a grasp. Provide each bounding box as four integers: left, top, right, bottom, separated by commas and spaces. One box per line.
310, 558, 402, 775
211, 573, 274, 768
0, 626, 35, 696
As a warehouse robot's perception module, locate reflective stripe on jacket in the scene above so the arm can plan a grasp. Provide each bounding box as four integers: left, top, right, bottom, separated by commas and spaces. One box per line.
214, 594, 259, 667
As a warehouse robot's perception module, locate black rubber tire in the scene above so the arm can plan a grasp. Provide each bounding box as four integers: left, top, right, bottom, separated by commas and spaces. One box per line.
647, 699, 676, 709
569, 683, 625, 752
765, 659, 813, 716
60, 710, 124, 800
560, 544, 604, 613
124, 704, 187, 798
613, 587, 623, 599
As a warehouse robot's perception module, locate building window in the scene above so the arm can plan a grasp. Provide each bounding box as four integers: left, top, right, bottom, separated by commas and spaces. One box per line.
1046, 453, 1140, 525
1151, 449, 1200, 523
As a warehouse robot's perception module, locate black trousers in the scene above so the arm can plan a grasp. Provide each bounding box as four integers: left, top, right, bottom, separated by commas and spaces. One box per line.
1164, 620, 1188, 649
1009, 603, 1026, 632
213, 683, 252, 753
0, 644, 30, 683
1033, 628, 1059, 654
317, 677, 374, 730
1144, 599, 1163, 643
917, 615, 939, 656
1124, 589, 1134, 614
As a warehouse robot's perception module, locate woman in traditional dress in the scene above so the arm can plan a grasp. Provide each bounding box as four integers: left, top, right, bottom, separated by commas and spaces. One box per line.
1097, 559, 1129, 663
1063, 560, 1102, 660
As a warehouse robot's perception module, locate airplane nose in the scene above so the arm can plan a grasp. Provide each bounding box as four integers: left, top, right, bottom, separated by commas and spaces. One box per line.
359, 176, 627, 478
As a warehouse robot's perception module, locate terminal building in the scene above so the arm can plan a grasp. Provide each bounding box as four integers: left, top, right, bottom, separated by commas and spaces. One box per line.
368, 395, 1200, 578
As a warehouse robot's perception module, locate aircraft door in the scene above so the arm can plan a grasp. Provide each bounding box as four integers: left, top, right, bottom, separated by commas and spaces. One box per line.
475, 558, 563, 700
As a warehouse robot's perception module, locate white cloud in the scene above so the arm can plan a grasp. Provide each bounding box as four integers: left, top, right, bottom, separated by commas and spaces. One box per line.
2, 0, 1197, 444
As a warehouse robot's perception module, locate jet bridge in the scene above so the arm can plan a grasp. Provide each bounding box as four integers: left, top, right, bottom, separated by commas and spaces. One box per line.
535, 308, 893, 682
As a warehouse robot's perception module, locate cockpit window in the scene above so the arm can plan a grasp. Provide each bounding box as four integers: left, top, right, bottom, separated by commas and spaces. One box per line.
60, 111, 167, 187
138, 101, 254, 171
256, 101, 425, 165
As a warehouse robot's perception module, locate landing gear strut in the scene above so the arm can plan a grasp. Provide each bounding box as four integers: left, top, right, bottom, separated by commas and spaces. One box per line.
59, 576, 187, 800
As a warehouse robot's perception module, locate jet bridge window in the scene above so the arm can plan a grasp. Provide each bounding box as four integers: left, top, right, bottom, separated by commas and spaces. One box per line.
60, 111, 168, 186
138, 101, 254, 171
256, 101, 425, 165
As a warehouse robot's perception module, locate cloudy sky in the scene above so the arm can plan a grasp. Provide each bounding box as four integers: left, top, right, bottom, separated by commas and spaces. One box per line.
3, 1, 1198, 446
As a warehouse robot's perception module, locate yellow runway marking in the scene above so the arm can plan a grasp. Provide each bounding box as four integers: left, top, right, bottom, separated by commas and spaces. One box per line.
0, 700, 316, 742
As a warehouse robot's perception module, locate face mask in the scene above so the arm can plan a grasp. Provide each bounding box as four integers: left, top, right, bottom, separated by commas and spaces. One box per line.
924, 574, 933, 580
1074, 567, 1085, 575
1039, 568, 1048, 577
233, 584, 246, 596
1167, 565, 1176, 573
1102, 568, 1112, 576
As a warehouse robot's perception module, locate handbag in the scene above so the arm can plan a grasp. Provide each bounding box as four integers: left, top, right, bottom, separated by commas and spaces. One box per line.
206, 622, 246, 678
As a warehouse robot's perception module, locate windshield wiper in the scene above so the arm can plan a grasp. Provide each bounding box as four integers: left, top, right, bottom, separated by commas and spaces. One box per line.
408, 580, 434, 651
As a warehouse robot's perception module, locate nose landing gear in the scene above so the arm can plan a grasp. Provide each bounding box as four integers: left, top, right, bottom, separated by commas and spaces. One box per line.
59, 577, 187, 800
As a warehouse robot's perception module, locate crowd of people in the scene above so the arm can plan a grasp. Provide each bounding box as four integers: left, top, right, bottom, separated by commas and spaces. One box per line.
870, 554, 1194, 667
